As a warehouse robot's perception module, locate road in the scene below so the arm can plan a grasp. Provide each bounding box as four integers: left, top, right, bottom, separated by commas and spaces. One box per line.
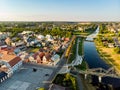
43, 51, 68, 89
75, 38, 83, 65
74, 38, 84, 90
66, 37, 84, 90
22, 50, 68, 90
67, 38, 83, 67
43, 37, 84, 90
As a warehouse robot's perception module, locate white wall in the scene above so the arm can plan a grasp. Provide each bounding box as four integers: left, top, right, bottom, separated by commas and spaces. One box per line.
11, 60, 22, 72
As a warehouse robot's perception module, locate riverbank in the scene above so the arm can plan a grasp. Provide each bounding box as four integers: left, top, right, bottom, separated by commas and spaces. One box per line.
67, 37, 77, 64
94, 40, 120, 75
76, 37, 96, 90
67, 36, 84, 66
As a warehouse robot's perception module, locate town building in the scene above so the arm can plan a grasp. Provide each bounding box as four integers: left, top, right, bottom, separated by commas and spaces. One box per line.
0, 48, 22, 76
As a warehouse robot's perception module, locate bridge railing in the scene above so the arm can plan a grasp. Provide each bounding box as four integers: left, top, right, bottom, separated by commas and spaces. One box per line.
76, 67, 120, 79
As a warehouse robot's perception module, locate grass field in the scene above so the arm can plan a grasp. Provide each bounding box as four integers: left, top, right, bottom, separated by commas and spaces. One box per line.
95, 41, 120, 74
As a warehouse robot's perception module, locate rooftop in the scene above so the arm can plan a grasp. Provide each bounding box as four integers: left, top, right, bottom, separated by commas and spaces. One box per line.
0, 50, 16, 62
0, 71, 7, 79
0, 49, 21, 67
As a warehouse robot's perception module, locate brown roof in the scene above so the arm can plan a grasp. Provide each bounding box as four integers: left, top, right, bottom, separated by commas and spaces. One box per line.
33, 52, 39, 59
1, 47, 7, 50
8, 57, 21, 67
33, 52, 45, 60
39, 52, 45, 58
45, 53, 51, 60
0, 67, 9, 72
64, 38, 70, 41
39, 48, 44, 52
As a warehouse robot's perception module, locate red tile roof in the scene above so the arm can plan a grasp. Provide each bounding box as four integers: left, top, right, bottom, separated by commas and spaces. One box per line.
33, 52, 45, 60
39, 52, 45, 58
33, 52, 39, 59
8, 57, 21, 67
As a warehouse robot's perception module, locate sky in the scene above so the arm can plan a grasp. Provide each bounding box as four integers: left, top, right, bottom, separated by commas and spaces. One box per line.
0, 0, 120, 21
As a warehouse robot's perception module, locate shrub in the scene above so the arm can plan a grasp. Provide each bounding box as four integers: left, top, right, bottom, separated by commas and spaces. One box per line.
114, 47, 120, 54
38, 88, 45, 90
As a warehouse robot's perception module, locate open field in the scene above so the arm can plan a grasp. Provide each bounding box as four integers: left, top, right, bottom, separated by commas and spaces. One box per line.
95, 44, 120, 74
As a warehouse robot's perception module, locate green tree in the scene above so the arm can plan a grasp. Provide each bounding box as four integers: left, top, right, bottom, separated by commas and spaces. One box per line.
38, 88, 45, 90
114, 47, 120, 53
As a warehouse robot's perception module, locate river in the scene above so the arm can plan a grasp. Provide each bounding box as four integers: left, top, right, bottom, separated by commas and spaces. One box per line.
84, 41, 120, 89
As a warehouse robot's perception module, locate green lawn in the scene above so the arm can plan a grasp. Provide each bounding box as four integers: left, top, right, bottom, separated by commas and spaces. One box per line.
78, 38, 84, 55
29, 47, 40, 53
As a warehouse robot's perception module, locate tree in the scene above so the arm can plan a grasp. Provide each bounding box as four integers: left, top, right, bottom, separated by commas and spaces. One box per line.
107, 37, 113, 43
38, 88, 45, 90
114, 47, 120, 54
99, 24, 108, 34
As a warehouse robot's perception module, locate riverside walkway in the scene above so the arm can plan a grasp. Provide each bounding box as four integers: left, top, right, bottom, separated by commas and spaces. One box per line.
86, 26, 99, 41
67, 38, 83, 67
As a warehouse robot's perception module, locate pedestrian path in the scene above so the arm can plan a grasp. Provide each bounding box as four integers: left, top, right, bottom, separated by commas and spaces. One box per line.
86, 26, 99, 41
59, 38, 83, 74
69, 38, 83, 66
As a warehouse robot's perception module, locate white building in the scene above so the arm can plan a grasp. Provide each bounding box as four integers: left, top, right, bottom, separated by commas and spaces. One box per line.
37, 35, 45, 40
28, 56, 37, 63
21, 31, 33, 35
46, 35, 53, 41
0, 49, 22, 75
50, 54, 60, 66
11, 41, 25, 47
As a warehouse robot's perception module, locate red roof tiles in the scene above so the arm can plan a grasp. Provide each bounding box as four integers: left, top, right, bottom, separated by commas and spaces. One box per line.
8, 57, 21, 67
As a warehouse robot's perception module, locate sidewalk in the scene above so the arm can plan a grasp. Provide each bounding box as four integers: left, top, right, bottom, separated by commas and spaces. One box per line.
71, 38, 83, 66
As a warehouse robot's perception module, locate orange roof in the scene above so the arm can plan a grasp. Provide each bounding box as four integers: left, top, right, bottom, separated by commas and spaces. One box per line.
0, 50, 16, 62
0, 49, 21, 67
64, 38, 70, 41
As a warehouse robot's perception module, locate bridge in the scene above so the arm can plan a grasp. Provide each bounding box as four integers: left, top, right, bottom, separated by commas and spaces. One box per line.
59, 65, 120, 83
77, 67, 120, 82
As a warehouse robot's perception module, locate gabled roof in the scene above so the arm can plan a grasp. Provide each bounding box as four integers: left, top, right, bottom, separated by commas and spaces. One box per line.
8, 57, 21, 67
33, 52, 39, 59
33, 52, 45, 60
51, 54, 60, 61
39, 52, 45, 58
45, 53, 51, 60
